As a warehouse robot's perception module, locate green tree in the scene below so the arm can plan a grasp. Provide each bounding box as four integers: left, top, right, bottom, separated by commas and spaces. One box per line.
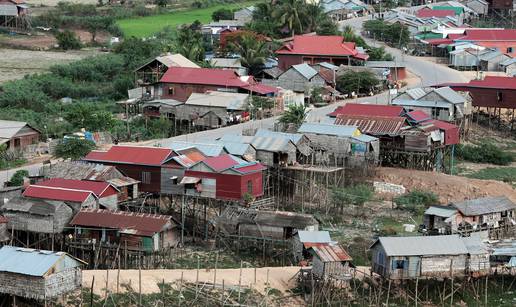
309, 87, 325, 105
175, 22, 205, 62
156, 0, 169, 7
394, 190, 439, 214
368, 47, 394, 61
54, 138, 96, 160
228, 33, 270, 75
9, 170, 29, 186
211, 8, 233, 21
316, 18, 339, 35
304, 2, 324, 33
279, 104, 306, 128
273, 0, 305, 35
55, 30, 82, 50
336, 70, 380, 96
64, 103, 117, 131
342, 25, 368, 48
82, 16, 114, 43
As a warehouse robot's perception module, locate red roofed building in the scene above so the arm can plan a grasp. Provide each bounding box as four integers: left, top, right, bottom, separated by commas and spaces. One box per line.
416, 8, 456, 18
23, 185, 98, 212
328, 103, 405, 118
157, 67, 277, 102
275, 35, 369, 71
334, 114, 407, 136
183, 154, 266, 201
83, 146, 178, 194
437, 76, 516, 109
439, 29, 516, 56
70, 209, 179, 251
30, 178, 119, 210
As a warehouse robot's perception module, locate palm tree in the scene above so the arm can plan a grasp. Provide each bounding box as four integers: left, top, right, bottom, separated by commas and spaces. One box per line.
279, 104, 307, 129
273, 0, 305, 36
229, 34, 270, 75
304, 2, 325, 33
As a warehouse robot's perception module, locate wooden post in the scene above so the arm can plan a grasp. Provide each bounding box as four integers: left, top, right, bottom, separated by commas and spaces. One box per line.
105, 269, 109, 299
415, 277, 419, 307
179, 272, 183, 306
238, 260, 243, 304
117, 255, 120, 294
138, 258, 142, 307
90, 276, 95, 307
213, 251, 218, 289
161, 278, 165, 307
485, 275, 488, 306
386, 279, 391, 307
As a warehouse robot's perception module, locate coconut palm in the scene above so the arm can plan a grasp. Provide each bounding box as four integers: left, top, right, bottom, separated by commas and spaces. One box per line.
279, 104, 307, 128
229, 34, 271, 75
273, 0, 305, 36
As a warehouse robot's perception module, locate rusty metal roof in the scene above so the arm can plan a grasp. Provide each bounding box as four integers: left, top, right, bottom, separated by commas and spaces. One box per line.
334, 114, 406, 136
311, 245, 352, 262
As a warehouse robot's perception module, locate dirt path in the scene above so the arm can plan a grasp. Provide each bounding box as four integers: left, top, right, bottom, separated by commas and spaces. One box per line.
375, 167, 516, 203
83, 267, 301, 296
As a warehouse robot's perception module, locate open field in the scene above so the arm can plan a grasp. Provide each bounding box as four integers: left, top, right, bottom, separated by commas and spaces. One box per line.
117, 1, 261, 38
0, 48, 99, 83
25, 0, 97, 6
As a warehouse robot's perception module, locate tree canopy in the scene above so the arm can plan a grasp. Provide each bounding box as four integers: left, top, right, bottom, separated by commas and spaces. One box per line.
336, 71, 380, 96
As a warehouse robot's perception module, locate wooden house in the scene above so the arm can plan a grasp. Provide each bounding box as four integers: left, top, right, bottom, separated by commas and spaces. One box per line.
449, 196, 514, 232
0, 246, 86, 300
254, 129, 312, 160
134, 53, 199, 86
0, 120, 40, 150
275, 35, 368, 70
23, 178, 119, 211
70, 209, 180, 252
310, 244, 353, 280
83, 145, 179, 194
292, 230, 332, 263
219, 134, 298, 166
422, 205, 457, 235
163, 140, 227, 157
1, 197, 73, 234
39, 161, 139, 202
0, 215, 8, 242
0, 0, 30, 31
298, 122, 379, 165
216, 206, 319, 240
183, 154, 266, 201
261, 63, 328, 94
371, 235, 471, 279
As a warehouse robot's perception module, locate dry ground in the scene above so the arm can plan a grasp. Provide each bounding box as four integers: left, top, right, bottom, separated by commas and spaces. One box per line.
25, 0, 98, 6
374, 167, 516, 203
83, 267, 301, 296
0, 48, 98, 83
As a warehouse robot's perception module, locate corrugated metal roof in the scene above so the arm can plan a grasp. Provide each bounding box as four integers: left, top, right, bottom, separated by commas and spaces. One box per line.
219, 135, 293, 152
70, 209, 172, 237
424, 206, 457, 218
298, 122, 359, 137
334, 114, 406, 136
328, 103, 404, 117
1, 198, 66, 216
391, 99, 452, 109
433, 87, 467, 104
210, 58, 242, 69
461, 236, 488, 255
365, 61, 406, 68
452, 196, 516, 216
0, 246, 84, 277
292, 63, 319, 80
375, 235, 468, 256
317, 62, 339, 70
107, 176, 140, 187
23, 186, 93, 203
492, 246, 516, 256
185, 91, 249, 110
255, 129, 304, 144
34, 178, 115, 197
83, 146, 174, 166
311, 244, 352, 262
406, 110, 432, 123
405, 88, 427, 100
215, 141, 253, 156
297, 230, 332, 243
155, 53, 200, 68
164, 141, 225, 157
353, 134, 377, 143
202, 154, 241, 172
0, 120, 33, 139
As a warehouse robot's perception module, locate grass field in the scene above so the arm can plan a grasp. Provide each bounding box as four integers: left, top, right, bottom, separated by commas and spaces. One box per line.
117, 1, 261, 38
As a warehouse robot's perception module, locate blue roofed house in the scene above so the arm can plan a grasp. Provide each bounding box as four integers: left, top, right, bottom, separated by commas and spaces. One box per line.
0, 246, 86, 300
298, 122, 379, 165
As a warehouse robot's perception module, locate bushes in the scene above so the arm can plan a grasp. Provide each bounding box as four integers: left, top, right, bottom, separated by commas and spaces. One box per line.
394, 190, 438, 214
456, 143, 513, 166
212, 8, 233, 21
55, 30, 82, 50
9, 170, 29, 187
363, 20, 410, 47
336, 71, 380, 96
54, 138, 96, 160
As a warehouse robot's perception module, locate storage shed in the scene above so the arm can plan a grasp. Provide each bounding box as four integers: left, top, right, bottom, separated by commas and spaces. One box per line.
216, 206, 319, 240
310, 244, 353, 280
0, 246, 86, 300
0, 120, 40, 150
370, 235, 472, 279
1, 197, 74, 234
292, 230, 332, 263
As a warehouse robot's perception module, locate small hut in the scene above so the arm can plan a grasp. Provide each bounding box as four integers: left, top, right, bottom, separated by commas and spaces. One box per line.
0, 246, 86, 300
309, 244, 353, 280
292, 230, 332, 263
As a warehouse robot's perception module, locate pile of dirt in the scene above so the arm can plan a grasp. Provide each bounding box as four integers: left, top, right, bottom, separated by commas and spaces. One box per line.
375, 167, 516, 203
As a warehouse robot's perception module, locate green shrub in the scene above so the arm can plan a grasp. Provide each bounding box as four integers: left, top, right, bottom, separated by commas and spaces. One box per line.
456, 143, 513, 166
55, 30, 82, 50
54, 138, 96, 160
9, 170, 29, 186
394, 190, 439, 214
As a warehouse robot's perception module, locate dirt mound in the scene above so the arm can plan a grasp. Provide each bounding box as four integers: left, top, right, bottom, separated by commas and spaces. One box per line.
375, 167, 516, 203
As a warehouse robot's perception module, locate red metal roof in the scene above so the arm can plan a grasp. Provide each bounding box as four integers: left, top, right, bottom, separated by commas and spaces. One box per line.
310, 245, 352, 262
172, 147, 207, 168
23, 185, 92, 203
329, 103, 404, 117
417, 8, 456, 18
233, 162, 266, 174
69, 209, 171, 237
241, 83, 278, 94
160, 67, 247, 87
203, 154, 240, 172
428, 119, 459, 131
34, 178, 116, 198
276, 35, 359, 57
426, 38, 455, 46
457, 29, 516, 41
0, 216, 7, 224
83, 146, 174, 166
436, 76, 516, 90
406, 110, 432, 123
334, 114, 406, 135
